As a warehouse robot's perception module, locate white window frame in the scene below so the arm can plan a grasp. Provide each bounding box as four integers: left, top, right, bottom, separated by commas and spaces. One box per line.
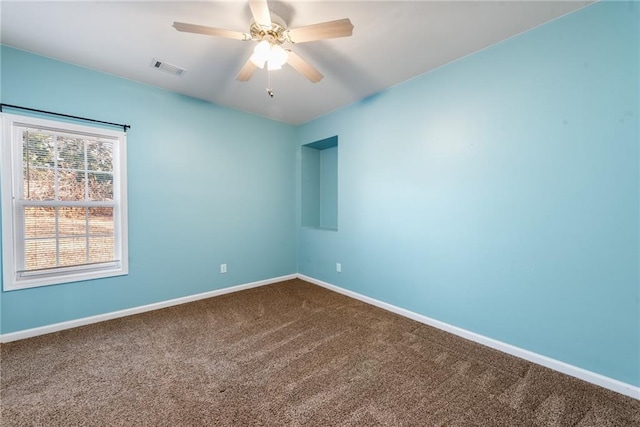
1, 113, 128, 291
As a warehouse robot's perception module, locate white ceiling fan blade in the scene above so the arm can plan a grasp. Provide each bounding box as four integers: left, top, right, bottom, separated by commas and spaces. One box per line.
173, 22, 250, 41
249, 0, 272, 28
236, 58, 258, 82
286, 18, 354, 44
286, 51, 323, 83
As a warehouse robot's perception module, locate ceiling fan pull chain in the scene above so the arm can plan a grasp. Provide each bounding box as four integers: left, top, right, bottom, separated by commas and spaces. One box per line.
267, 69, 274, 98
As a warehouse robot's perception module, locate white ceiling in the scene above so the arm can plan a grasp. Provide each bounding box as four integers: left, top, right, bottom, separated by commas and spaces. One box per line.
1, 1, 592, 125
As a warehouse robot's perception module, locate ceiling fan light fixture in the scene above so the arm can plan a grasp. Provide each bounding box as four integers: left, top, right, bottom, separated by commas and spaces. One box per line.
267, 44, 288, 70
252, 41, 288, 70
250, 40, 270, 68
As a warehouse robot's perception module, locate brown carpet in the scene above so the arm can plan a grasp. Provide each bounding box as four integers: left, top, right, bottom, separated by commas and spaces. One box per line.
1, 279, 638, 426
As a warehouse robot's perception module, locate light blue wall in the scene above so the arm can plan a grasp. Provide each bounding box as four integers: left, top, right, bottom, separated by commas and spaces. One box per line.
319, 146, 338, 229
0, 46, 297, 333
297, 1, 639, 387
301, 146, 321, 227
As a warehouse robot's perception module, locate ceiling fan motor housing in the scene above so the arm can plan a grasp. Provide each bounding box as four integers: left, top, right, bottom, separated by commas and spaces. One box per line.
250, 13, 288, 45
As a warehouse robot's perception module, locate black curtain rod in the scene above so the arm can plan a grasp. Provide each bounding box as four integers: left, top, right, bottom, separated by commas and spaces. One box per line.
0, 103, 131, 132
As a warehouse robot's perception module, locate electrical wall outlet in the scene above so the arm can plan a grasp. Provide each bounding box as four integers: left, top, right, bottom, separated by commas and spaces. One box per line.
220, 264, 227, 274
336, 263, 342, 273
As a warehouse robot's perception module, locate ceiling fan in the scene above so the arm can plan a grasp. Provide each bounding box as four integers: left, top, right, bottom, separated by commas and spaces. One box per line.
173, 0, 354, 96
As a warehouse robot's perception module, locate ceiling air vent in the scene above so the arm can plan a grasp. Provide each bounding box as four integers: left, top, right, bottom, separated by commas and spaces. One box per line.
151, 59, 186, 76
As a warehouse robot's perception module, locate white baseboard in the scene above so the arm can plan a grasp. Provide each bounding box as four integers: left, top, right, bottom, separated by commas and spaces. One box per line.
0, 274, 297, 344
297, 274, 640, 400
2, 272, 637, 400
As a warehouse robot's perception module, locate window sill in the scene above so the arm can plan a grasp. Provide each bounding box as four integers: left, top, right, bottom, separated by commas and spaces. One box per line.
3, 266, 128, 292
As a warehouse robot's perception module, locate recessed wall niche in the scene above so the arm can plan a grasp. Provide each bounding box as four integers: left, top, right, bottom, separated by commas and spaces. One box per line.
301, 136, 338, 230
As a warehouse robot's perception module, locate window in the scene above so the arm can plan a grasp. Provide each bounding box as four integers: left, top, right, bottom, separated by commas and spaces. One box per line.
1, 114, 128, 291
